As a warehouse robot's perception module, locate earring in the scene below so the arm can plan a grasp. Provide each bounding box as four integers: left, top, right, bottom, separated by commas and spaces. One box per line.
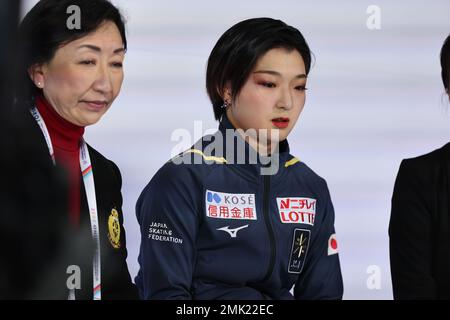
221, 100, 229, 109
37, 82, 42, 88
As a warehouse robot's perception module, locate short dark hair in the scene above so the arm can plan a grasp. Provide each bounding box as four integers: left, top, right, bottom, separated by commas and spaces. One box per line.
441, 34, 450, 94
206, 17, 312, 121
15, 0, 127, 106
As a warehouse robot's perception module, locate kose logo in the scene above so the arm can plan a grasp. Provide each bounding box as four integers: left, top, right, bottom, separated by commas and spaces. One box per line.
205, 190, 257, 220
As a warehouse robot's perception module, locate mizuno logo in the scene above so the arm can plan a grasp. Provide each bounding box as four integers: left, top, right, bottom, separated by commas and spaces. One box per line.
217, 225, 249, 238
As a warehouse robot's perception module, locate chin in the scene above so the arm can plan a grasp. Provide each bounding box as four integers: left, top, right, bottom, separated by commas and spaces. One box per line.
81, 116, 103, 127
276, 130, 290, 142
266, 128, 286, 141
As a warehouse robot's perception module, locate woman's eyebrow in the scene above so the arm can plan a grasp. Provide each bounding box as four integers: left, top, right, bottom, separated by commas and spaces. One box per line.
253, 70, 306, 79
77, 44, 125, 54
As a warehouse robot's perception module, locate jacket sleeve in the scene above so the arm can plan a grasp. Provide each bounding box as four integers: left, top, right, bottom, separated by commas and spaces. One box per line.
135, 162, 200, 299
105, 160, 139, 300
294, 180, 343, 300
389, 159, 436, 299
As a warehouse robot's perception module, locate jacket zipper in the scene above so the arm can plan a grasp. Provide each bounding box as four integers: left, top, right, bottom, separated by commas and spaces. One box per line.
261, 174, 275, 282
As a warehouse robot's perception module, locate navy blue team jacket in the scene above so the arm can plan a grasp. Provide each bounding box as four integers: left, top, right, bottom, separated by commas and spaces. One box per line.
135, 114, 343, 300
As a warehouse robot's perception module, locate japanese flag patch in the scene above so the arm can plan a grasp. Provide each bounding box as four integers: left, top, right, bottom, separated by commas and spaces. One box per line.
328, 233, 339, 256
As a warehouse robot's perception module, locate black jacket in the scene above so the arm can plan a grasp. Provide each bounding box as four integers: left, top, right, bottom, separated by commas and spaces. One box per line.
75, 145, 138, 300
389, 143, 450, 299
5, 108, 138, 299
1, 105, 68, 299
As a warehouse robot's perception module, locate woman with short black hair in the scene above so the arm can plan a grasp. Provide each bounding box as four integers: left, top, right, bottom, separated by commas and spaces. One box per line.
136, 17, 343, 300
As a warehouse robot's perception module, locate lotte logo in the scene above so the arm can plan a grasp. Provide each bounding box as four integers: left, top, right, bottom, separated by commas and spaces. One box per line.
276, 197, 316, 226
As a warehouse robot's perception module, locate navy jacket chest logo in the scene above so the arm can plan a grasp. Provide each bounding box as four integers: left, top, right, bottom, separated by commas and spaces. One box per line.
205, 189, 257, 220
276, 197, 316, 226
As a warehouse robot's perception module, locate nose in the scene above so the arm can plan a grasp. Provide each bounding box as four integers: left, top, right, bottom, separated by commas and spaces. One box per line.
92, 62, 113, 94
276, 85, 293, 110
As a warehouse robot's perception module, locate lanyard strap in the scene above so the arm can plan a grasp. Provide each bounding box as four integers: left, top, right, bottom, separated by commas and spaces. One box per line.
31, 107, 102, 300
30, 107, 55, 165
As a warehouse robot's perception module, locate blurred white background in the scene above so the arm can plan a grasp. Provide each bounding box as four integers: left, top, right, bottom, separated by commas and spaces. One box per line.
21, 0, 450, 299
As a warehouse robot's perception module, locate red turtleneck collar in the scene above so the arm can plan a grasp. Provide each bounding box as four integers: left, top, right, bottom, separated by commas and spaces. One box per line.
35, 94, 85, 151
36, 94, 84, 227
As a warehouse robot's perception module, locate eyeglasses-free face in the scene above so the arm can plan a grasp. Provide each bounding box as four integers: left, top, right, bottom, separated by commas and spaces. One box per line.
29, 21, 125, 127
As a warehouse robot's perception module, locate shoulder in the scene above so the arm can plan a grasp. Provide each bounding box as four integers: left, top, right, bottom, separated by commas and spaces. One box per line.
136, 151, 207, 222
152, 134, 224, 184
87, 144, 121, 186
400, 143, 449, 171
396, 143, 450, 185
144, 150, 211, 195
286, 155, 329, 192
138, 136, 224, 204
392, 143, 450, 206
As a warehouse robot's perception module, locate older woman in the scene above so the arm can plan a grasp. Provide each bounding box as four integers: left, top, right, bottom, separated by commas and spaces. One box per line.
389, 34, 450, 299
16, 0, 137, 299
136, 17, 343, 300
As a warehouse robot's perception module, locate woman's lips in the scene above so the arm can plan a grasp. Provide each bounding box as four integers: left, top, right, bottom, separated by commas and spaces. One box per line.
81, 101, 108, 111
271, 117, 290, 129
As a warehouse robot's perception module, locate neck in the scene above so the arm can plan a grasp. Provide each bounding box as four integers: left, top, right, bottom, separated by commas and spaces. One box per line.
226, 109, 279, 156
35, 94, 85, 151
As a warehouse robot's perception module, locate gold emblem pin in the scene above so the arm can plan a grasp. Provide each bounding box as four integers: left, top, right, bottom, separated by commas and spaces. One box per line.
108, 208, 121, 249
